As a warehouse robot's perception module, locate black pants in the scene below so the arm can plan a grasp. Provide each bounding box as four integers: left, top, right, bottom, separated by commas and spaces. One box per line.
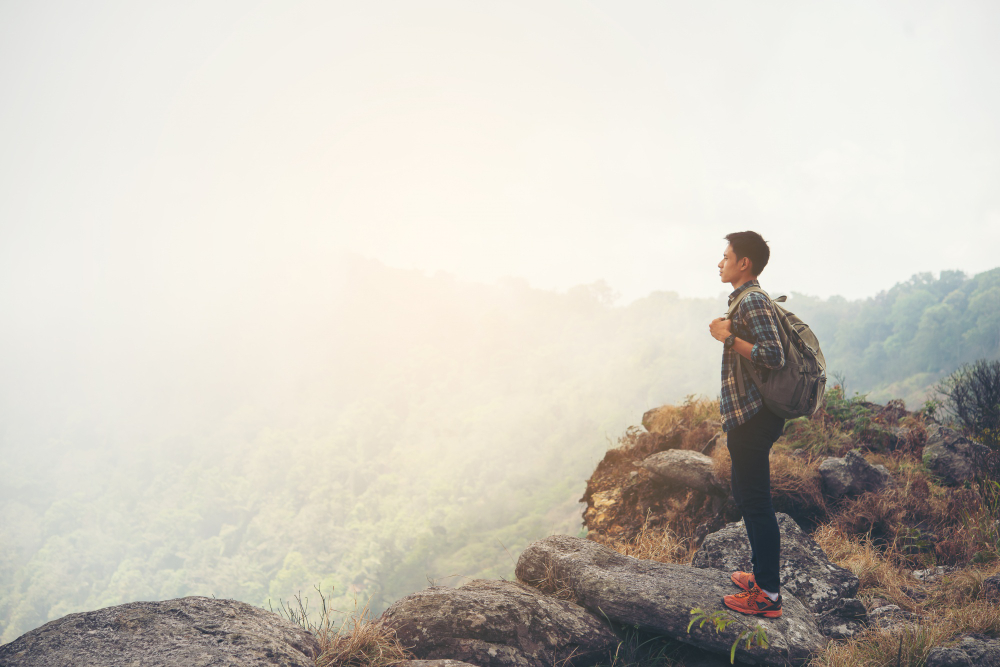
726, 405, 785, 593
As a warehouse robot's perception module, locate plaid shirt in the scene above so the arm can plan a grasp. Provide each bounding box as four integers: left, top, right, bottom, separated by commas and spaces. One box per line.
720, 279, 785, 432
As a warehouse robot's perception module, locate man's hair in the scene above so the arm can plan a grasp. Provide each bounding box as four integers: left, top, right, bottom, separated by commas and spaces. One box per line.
725, 231, 771, 276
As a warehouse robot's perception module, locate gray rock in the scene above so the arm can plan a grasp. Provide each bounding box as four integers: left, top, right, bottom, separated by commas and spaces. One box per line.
925, 647, 974, 667
815, 598, 868, 639
818, 449, 892, 498
0, 596, 319, 667
515, 534, 826, 666
983, 573, 1000, 602
691, 513, 859, 614
912, 565, 956, 583
925, 635, 1000, 667
923, 424, 991, 486
638, 449, 726, 496
868, 605, 919, 630
956, 634, 1000, 665
380, 578, 617, 667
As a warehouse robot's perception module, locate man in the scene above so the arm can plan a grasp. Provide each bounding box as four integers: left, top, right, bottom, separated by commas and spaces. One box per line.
708, 231, 786, 619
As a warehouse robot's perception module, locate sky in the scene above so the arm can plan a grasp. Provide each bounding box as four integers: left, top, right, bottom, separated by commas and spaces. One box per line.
1, 0, 998, 312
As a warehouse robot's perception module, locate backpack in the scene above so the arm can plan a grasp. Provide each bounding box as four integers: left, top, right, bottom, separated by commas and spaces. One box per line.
725, 287, 827, 419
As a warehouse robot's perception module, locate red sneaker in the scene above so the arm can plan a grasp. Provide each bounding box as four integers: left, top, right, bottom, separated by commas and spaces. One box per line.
730, 571, 755, 591
722, 584, 783, 618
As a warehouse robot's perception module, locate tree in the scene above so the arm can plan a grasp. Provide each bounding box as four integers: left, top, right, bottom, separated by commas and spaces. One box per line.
936, 359, 1000, 448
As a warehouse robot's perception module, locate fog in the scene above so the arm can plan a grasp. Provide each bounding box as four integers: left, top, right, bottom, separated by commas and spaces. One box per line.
1, 0, 999, 640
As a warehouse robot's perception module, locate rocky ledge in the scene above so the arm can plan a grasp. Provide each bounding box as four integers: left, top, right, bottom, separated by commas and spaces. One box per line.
0, 596, 319, 667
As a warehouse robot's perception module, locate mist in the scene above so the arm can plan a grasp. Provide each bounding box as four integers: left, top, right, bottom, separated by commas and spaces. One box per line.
2, 0, 999, 641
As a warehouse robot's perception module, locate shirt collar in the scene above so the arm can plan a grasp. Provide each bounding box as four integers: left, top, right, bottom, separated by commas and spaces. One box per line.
727, 278, 760, 305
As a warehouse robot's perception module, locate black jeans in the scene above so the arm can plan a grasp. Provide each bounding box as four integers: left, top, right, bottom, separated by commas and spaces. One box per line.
726, 405, 785, 593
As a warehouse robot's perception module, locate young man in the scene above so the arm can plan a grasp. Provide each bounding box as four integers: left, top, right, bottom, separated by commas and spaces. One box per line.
708, 231, 786, 619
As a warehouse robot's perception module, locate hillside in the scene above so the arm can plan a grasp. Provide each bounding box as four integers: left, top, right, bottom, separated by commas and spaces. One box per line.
1, 260, 998, 643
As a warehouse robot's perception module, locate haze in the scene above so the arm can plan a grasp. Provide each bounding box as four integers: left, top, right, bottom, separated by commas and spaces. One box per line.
1, 0, 999, 641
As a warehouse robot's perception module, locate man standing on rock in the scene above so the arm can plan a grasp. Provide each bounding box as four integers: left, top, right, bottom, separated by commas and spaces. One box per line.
708, 231, 786, 618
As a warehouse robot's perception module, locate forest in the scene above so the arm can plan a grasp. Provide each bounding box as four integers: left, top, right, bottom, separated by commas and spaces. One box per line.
1, 257, 998, 643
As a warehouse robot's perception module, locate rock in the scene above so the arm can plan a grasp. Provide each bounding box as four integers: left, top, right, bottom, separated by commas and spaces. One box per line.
955, 635, 1000, 665
926, 635, 1000, 667
923, 424, 991, 486
515, 534, 826, 666
818, 450, 892, 499
637, 449, 726, 496
912, 565, 957, 583
0, 596, 319, 667
982, 573, 1000, 602
868, 605, 919, 630
691, 513, 859, 614
815, 598, 868, 640
395, 661, 482, 667
926, 647, 974, 667
380, 578, 617, 667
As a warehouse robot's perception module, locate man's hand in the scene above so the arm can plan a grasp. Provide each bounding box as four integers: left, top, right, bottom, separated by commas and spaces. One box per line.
709, 317, 732, 343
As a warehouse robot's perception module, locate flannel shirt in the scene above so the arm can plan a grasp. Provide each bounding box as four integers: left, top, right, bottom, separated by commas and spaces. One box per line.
720, 279, 786, 433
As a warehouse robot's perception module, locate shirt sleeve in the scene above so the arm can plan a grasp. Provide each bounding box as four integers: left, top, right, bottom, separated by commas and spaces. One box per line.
740, 293, 785, 370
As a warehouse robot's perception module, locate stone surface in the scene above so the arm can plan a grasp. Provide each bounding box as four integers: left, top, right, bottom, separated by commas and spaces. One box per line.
983, 573, 1000, 602
638, 449, 726, 496
926, 635, 1000, 667
818, 449, 892, 499
868, 605, 919, 630
691, 513, 859, 614
923, 424, 991, 486
912, 565, 957, 583
395, 661, 482, 667
380, 578, 617, 667
925, 647, 974, 667
0, 596, 320, 667
815, 598, 868, 640
515, 534, 826, 666
955, 635, 1000, 666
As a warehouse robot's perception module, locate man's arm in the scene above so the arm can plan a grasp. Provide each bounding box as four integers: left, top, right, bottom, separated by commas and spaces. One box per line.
741, 293, 785, 370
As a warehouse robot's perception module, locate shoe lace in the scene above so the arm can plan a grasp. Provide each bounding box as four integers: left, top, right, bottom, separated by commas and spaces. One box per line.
734, 586, 761, 601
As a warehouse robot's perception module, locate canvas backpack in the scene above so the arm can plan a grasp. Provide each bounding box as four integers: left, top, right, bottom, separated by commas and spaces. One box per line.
725, 286, 827, 419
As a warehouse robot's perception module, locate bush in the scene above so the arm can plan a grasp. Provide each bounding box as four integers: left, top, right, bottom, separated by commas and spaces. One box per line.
935, 359, 1000, 448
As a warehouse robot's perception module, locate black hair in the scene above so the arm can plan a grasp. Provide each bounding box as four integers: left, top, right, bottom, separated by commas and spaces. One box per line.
724, 231, 771, 276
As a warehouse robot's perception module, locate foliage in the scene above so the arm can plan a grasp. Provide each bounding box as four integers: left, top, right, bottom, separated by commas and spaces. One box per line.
2, 261, 1000, 641
935, 359, 1000, 448
687, 607, 769, 664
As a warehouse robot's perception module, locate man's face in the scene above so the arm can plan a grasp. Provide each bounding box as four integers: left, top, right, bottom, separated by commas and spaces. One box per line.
718, 244, 748, 283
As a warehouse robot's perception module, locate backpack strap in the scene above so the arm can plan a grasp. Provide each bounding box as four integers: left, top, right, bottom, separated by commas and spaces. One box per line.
725, 286, 770, 398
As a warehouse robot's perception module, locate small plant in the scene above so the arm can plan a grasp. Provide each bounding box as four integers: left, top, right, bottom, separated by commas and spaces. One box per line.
269, 585, 413, 667
687, 607, 769, 664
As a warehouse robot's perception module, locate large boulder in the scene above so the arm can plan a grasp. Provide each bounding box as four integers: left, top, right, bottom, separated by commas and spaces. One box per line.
638, 449, 726, 496
691, 513, 859, 614
923, 424, 991, 486
818, 449, 892, 498
380, 578, 617, 667
0, 596, 320, 667
515, 534, 825, 666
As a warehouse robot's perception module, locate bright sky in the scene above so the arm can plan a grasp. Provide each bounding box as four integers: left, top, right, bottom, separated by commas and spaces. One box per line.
1, 0, 998, 305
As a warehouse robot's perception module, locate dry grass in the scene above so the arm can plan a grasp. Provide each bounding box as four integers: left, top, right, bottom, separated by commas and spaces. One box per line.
769, 450, 828, 523
516, 553, 578, 602
603, 511, 698, 565
809, 524, 1000, 666
642, 396, 721, 436
271, 587, 414, 667
781, 416, 854, 456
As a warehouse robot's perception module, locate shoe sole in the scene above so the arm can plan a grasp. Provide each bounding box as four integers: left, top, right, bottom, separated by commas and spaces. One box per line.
721, 596, 783, 618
